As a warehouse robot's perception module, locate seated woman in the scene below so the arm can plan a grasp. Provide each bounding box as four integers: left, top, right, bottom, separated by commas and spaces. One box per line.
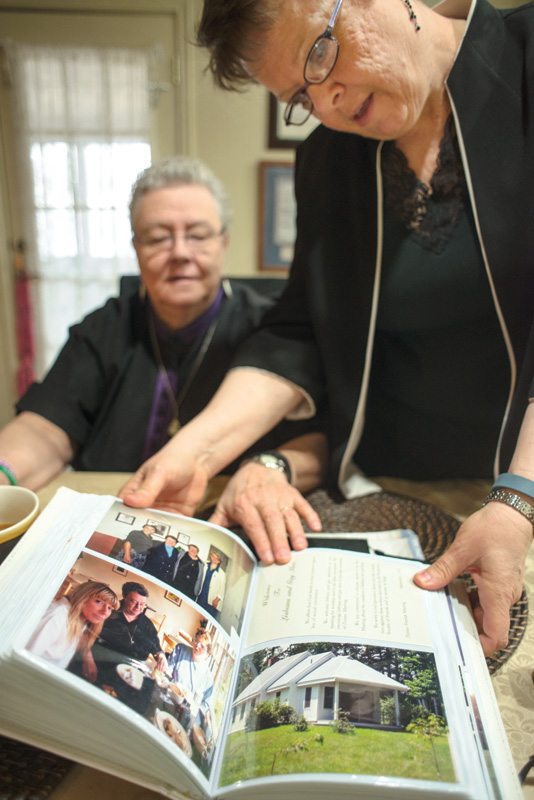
0, 155, 326, 513
26, 581, 119, 677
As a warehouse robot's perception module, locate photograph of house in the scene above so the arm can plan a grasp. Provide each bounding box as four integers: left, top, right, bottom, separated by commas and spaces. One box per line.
220, 642, 454, 786
230, 649, 408, 732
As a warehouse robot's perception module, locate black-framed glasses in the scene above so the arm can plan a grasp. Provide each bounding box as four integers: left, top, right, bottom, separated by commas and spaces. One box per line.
284, 0, 344, 127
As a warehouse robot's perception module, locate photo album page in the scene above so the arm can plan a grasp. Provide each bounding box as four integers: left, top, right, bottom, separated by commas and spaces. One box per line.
0, 487, 521, 800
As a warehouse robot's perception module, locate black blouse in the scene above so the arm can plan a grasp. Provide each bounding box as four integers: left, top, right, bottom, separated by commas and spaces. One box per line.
355, 118, 509, 479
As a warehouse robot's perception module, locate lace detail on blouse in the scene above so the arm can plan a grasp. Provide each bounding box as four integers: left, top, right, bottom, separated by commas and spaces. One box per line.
382, 115, 468, 254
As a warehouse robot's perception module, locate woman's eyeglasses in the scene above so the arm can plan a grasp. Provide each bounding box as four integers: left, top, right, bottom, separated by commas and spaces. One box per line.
135, 229, 225, 254
284, 0, 344, 126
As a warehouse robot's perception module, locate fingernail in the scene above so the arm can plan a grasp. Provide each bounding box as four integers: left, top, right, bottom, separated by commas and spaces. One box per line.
416, 570, 432, 584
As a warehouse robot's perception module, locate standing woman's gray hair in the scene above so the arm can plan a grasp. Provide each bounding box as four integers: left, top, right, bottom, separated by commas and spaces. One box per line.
129, 155, 232, 231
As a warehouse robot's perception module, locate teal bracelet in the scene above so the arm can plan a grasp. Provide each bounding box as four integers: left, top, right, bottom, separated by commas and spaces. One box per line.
0, 461, 17, 486
493, 472, 534, 500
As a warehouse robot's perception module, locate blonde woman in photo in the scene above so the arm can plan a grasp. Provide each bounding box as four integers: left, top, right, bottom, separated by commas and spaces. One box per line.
27, 581, 119, 679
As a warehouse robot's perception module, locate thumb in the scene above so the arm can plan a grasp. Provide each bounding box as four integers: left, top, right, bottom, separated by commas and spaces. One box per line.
414, 544, 466, 591
119, 471, 164, 507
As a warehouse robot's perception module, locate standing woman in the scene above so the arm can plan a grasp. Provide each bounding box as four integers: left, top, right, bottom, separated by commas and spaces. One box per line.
122, 0, 534, 655
196, 551, 226, 620
26, 581, 119, 675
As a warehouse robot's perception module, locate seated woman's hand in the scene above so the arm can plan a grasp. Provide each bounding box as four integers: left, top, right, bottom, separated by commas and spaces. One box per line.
209, 461, 322, 565
119, 449, 209, 517
414, 501, 532, 655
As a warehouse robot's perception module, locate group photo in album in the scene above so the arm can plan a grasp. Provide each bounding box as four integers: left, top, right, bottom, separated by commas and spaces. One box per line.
83, 499, 256, 637
23, 546, 237, 779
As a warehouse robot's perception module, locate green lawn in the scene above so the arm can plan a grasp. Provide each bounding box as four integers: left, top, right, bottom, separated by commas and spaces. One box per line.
219, 724, 456, 786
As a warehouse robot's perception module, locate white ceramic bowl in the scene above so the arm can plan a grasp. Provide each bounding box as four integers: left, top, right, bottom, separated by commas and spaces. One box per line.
0, 485, 40, 544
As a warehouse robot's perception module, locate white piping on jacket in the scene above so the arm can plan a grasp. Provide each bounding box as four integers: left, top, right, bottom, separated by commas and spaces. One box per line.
337, 142, 385, 499
447, 92, 516, 479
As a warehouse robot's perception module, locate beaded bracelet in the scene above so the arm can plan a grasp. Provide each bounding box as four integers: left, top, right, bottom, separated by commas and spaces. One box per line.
493, 472, 534, 501
0, 460, 17, 486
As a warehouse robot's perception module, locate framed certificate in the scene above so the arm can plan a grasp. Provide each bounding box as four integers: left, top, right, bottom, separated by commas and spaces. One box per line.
258, 161, 295, 272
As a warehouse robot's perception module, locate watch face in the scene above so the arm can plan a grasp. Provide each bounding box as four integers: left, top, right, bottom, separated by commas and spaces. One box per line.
256, 454, 284, 470
252, 453, 290, 481
258, 455, 281, 467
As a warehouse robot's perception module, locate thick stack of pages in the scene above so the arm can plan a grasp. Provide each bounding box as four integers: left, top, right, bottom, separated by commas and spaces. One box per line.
0, 488, 522, 800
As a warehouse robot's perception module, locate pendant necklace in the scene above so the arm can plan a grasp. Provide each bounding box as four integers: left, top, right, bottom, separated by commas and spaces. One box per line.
125, 620, 138, 645
148, 310, 219, 436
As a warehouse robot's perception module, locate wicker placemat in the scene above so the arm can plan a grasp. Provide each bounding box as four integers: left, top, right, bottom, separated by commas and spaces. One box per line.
306, 488, 528, 675
0, 736, 72, 799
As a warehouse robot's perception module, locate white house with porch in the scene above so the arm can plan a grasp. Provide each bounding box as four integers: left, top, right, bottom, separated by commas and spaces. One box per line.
230, 650, 409, 733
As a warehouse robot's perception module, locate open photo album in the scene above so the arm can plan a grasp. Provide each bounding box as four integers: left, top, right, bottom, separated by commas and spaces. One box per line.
0, 487, 522, 799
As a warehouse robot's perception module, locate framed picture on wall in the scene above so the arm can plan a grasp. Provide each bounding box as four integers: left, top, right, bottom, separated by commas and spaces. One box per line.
115, 511, 135, 525
145, 519, 170, 538
258, 161, 296, 272
164, 590, 182, 607
268, 94, 319, 149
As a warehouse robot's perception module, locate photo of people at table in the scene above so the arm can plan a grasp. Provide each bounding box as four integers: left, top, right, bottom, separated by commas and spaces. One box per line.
85, 500, 255, 637
24, 550, 236, 778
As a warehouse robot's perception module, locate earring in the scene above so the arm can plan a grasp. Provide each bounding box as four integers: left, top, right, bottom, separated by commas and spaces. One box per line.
403, 0, 421, 31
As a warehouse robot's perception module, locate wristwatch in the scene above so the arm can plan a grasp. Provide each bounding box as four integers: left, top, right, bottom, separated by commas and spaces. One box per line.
482, 487, 534, 526
242, 451, 292, 484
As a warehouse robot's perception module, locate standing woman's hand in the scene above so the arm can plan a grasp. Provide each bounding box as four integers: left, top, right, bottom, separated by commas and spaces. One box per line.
414, 502, 531, 655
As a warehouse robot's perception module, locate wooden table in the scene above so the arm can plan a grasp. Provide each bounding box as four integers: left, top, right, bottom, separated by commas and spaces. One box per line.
32, 472, 533, 800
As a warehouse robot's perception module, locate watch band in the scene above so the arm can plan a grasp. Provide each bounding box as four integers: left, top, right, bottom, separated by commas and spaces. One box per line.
493, 472, 534, 501
483, 487, 534, 526
241, 452, 292, 484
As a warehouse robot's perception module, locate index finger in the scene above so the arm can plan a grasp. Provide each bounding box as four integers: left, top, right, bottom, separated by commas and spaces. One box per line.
234, 503, 276, 564
293, 494, 322, 533
259, 505, 295, 564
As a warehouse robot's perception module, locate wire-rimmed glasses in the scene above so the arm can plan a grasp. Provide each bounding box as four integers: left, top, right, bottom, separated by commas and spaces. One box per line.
135, 228, 225, 255
283, 0, 344, 126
